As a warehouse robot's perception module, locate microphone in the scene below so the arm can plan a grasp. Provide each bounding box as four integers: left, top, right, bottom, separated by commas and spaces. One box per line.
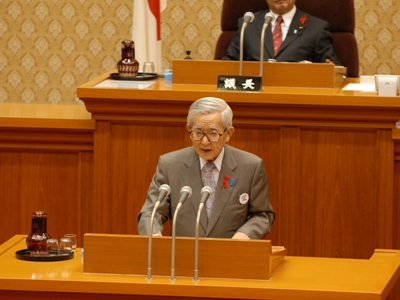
156, 183, 171, 204
239, 11, 255, 75
259, 12, 275, 76
177, 186, 192, 204
170, 186, 192, 281
199, 186, 212, 205
243, 11, 255, 24
193, 186, 213, 282
146, 184, 171, 280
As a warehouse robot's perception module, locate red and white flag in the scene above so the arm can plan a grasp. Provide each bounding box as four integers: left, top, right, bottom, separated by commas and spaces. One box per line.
132, 0, 167, 73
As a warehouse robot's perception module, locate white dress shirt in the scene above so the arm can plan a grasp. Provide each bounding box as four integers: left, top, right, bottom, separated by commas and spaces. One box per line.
270, 5, 297, 41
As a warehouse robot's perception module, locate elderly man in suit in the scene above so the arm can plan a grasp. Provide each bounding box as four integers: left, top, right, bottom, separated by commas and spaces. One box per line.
223, 0, 340, 64
137, 97, 275, 239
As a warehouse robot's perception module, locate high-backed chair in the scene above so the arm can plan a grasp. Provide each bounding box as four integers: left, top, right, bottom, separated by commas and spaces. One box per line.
214, 0, 359, 77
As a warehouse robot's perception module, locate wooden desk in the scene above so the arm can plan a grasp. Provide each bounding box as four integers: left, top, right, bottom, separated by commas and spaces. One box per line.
76, 71, 400, 257
0, 235, 399, 300
76, 69, 400, 298
1, 67, 400, 298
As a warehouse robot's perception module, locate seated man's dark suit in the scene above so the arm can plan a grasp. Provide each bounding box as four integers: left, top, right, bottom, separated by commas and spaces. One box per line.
223, 8, 341, 65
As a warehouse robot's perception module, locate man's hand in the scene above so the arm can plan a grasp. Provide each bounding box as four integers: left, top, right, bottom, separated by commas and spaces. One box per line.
232, 232, 250, 240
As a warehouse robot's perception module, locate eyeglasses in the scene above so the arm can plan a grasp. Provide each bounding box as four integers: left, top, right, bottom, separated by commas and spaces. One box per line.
189, 129, 226, 142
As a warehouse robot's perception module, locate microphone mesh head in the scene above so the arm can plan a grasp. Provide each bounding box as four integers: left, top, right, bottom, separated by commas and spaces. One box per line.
244, 11, 255, 23
181, 186, 192, 197
264, 12, 274, 24
159, 184, 171, 195
201, 186, 213, 196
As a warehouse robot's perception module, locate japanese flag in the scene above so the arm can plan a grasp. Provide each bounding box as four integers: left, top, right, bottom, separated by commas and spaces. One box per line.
132, 0, 167, 73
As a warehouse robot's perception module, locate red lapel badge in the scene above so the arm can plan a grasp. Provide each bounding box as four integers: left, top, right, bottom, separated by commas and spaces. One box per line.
223, 175, 230, 191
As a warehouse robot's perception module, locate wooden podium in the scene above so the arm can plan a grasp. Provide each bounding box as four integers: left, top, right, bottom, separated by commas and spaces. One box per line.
70, 63, 400, 299
1, 235, 400, 300
83, 233, 286, 280
172, 59, 347, 88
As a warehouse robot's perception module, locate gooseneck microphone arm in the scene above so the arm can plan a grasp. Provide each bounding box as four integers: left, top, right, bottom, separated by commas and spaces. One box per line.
239, 11, 255, 75
146, 184, 171, 280
193, 186, 213, 282
170, 186, 192, 281
259, 12, 274, 76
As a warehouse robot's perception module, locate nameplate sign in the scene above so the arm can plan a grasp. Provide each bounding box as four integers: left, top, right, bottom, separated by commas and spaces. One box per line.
217, 75, 262, 92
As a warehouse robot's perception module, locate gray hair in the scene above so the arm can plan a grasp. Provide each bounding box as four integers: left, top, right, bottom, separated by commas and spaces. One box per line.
187, 97, 233, 129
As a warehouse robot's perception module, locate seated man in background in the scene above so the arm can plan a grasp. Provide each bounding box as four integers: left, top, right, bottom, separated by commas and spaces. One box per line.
223, 0, 341, 65
137, 97, 275, 239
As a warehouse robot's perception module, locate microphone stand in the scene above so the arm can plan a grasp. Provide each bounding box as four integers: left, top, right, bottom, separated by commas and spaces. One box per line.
239, 12, 254, 75
170, 186, 191, 281
193, 201, 205, 282
239, 22, 249, 76
146, 184, 171, 280
170, 202, 183, 281
259, 13, 274, 76
193, 186, 211, 282
146, 200, 160, 280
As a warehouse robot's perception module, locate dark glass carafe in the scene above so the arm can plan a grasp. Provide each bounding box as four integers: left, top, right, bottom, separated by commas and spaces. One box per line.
117, 40, 139, 77
26, 211, 51, 255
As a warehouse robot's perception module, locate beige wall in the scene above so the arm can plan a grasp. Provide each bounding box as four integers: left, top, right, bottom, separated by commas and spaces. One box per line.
355, 0, 400, 75
0, 0, 399, 105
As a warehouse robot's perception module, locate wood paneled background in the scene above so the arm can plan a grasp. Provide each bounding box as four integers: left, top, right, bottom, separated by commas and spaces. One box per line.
1, 104, 399, 258
1, 0, 399, 104
0, 96, 399, 297
0, 119, 94, 246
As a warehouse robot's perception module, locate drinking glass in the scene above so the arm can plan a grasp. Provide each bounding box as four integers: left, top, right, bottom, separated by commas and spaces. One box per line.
142, 61, 155, 75
59, 237, 73, 254
46, 238, 59, 254
63, 234, 77, 253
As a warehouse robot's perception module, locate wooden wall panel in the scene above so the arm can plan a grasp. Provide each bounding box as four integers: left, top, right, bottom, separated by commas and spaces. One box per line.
86, 122, 190, 236
395, 161, 400, 255
228, 125, 283, 246
393, 128, 400, 252
85, 121, 284, 239
79, 99, 400, 262
226, 125, 395, 259
83, 116, 396, 260
0, 100, 398, 297
223, 126, 393, 259
80, 150, 94, 247
110, 123, 191, 235
393, 130, 400, 300
86, 121, 111, 235
0, 150, 93, 247
0, 117, 95, 246
280, 128, 392, 258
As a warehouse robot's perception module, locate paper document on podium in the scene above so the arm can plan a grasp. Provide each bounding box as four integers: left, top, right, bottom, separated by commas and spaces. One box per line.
272, 246, 286, 254
94, 80, 156, 89
342, 83, 375, 92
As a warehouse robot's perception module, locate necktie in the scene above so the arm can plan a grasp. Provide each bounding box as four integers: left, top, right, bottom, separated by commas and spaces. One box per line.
203, 162, 217, 221
273, 16, 283, 56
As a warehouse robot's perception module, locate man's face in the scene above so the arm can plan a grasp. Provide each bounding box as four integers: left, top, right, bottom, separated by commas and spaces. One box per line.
266, 0, 296, 15
186, 112, 234, 161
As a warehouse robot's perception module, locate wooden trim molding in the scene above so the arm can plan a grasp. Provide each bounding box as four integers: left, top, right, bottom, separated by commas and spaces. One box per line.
393, 128, 400, 161
0, 118, 95, 151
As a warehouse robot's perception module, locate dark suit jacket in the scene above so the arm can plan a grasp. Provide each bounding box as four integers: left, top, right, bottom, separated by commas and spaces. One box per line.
223, 8, 340, 65
137, 145, 275, 239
